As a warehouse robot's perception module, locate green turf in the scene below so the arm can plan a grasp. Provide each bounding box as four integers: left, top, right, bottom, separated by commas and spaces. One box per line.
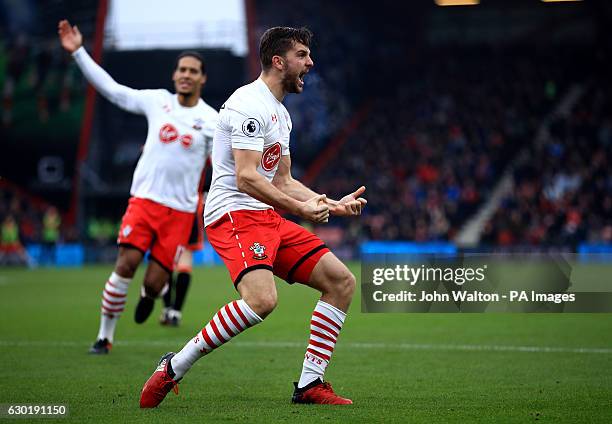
0, 264, 611, 423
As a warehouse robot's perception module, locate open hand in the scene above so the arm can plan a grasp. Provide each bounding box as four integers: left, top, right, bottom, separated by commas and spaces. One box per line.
330, 186, 367, 216
58, 20, 82, 53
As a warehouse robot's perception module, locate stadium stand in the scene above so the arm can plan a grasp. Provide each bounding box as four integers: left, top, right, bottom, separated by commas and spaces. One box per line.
482, 73, 612, 247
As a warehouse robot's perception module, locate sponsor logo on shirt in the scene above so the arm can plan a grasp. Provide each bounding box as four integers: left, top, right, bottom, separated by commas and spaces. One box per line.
159, 123, 179, 143
180, 134, 193, 148
261, 142, 281, 171
159, 123, 194, 149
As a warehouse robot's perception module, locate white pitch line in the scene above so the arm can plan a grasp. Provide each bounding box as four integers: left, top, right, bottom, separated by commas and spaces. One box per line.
0, 339, 611, 354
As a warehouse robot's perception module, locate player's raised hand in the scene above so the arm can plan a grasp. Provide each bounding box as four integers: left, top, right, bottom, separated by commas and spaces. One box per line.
331, 186, 367, 216
299, 194, 330, 224
58, 20, 82, 53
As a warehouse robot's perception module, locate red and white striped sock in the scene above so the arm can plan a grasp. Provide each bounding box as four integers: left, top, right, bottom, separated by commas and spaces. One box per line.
96, 272, 131, 343
171, 299, 262, 379
297, 300, 346, 388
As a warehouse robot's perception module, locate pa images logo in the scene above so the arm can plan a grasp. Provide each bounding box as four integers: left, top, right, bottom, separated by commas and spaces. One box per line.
249, 242, 267, 260
242, 118, 261, 137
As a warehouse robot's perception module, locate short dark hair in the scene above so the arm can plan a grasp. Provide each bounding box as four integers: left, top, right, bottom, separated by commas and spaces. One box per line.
175, 51, 206, 74
259, 26, 313, 71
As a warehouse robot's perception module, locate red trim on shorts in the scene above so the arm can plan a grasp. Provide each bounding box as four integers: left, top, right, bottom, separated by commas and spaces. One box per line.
149, 254, 172, 274
286, 244, 328, 283
117, 242, 146, 255
234, 264, 273, 288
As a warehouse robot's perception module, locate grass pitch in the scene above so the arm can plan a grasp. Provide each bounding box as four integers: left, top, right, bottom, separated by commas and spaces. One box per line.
0, 264, 611, 423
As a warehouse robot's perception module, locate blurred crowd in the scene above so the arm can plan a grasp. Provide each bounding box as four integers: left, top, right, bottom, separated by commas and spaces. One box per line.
0, 188, 59, 265
0, 0, 95, 129
1, 33, 81, 127
256, 1, 610, 252
313, 48, 565, 249
0, 186, 119, 265
482, 80, 612, 246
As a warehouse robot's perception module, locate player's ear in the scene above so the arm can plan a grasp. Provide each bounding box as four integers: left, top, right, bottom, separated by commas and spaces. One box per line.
200, 74, 207, 85
272, 55, 284, 71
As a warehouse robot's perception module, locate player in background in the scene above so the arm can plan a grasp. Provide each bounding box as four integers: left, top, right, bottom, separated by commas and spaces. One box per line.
160, 173, 210, 327
58, 20, 218, 354
141, 26, 367, 407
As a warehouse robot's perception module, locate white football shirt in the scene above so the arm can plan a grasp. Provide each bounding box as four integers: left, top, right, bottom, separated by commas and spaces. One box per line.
73, 47, 217, 213
204, 78, 291, 225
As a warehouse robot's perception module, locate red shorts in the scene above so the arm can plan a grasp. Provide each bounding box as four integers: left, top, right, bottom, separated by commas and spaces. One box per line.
206, 209, 329, 287
117, 197, 195, 272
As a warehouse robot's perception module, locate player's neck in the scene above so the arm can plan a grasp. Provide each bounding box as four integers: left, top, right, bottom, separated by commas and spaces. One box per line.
259, 72, 285, 102
177, 93, 200, 107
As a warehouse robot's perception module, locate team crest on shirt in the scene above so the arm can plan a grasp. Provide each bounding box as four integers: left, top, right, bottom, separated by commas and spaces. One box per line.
249, 242, 267, 260
242, 118, 261, 137
122, 225, 132, 237
193, 119, 203, 130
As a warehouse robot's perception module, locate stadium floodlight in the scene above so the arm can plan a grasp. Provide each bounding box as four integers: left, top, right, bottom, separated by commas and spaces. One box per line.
434, 0, 479, 5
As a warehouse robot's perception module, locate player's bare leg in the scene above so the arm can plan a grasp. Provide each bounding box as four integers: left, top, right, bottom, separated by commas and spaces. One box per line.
292, 252, 356, 404
161, 249, 194, 326
90, 246, 143, 354
135, 260, 170, 324
140, 269, 273, 408
236, 269, 278, 318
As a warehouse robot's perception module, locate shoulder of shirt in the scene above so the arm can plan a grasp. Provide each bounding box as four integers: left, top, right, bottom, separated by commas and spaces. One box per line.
145, 89, 173, 100
197, 99, 219, 117
280, 102, 291, 116
225, 82, 270, 116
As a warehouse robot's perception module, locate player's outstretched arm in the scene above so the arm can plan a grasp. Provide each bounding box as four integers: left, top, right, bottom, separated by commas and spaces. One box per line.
57, 19, 145, 114
234, 149, 329, 223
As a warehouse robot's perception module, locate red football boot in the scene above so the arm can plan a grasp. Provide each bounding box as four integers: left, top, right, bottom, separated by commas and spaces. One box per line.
291, 379, 353, 405
140, 352, 180, 408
